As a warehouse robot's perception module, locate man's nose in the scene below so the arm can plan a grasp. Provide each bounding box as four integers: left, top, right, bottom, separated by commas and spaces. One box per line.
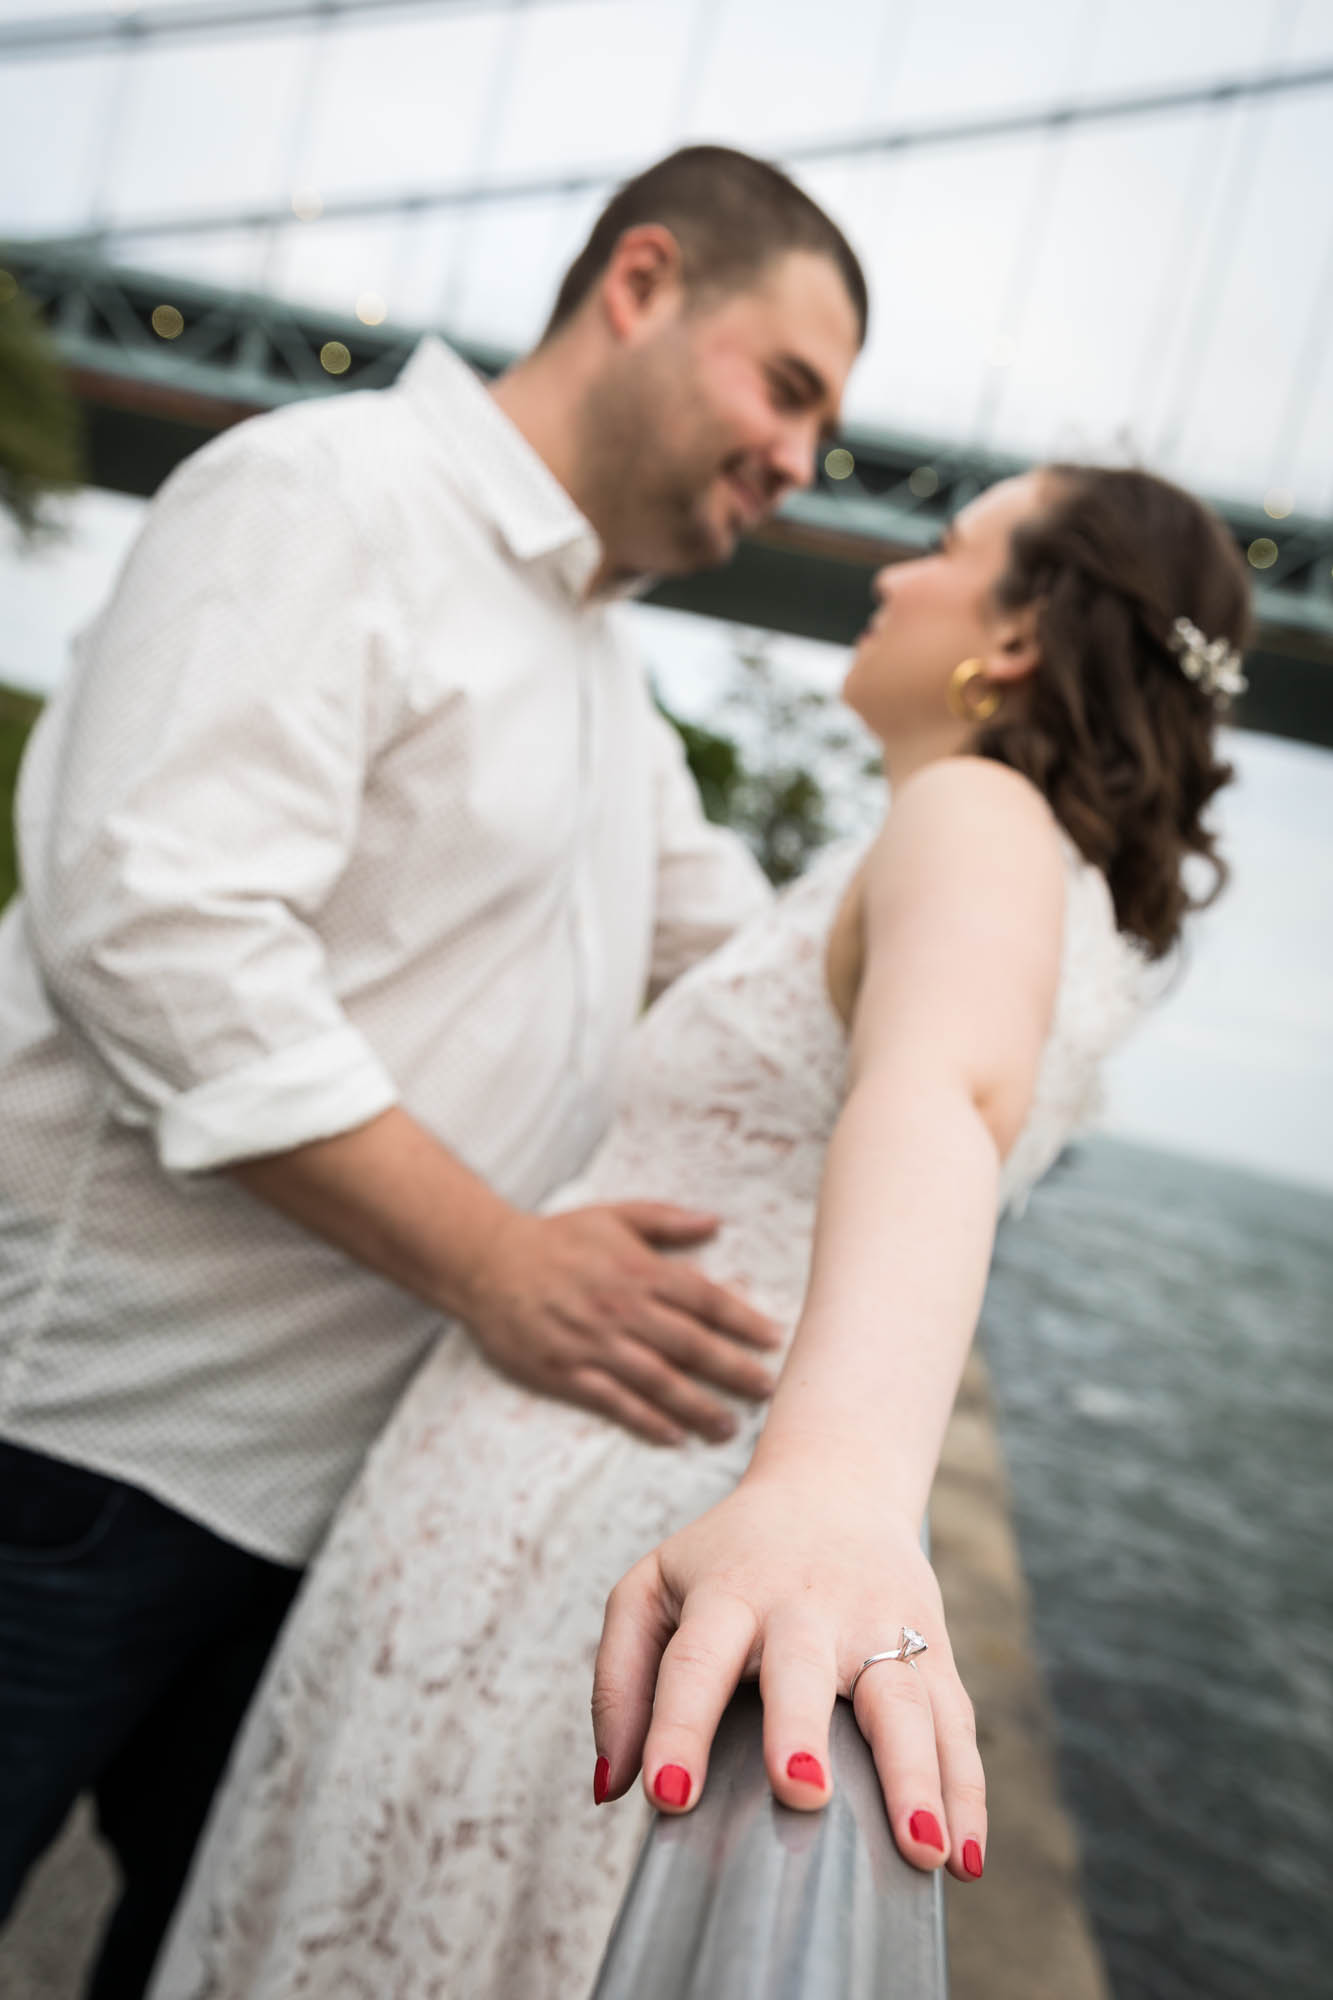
769, 419, 821, 497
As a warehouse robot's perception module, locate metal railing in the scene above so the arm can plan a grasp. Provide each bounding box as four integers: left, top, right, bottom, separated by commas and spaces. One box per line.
592, 1684, 947, 2000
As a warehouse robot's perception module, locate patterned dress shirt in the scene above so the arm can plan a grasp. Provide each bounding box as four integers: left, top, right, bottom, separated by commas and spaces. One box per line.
0, 337, 770, 1562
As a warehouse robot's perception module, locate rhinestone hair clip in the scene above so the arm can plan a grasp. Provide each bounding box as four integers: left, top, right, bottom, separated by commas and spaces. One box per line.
1168, 616, 1248, 708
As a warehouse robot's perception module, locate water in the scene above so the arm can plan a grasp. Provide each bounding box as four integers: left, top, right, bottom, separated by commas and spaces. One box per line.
980, 1136, 1333, 2000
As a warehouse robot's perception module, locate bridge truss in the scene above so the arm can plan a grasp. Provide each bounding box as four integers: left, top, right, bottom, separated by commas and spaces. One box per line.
6, 239, 1330, 746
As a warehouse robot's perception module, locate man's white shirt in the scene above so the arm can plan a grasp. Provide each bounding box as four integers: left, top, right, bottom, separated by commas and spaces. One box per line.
0, 337, 770, 1562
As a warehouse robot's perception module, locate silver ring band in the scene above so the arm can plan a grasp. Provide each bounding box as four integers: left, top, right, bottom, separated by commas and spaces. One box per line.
849, 1625, 928, 1699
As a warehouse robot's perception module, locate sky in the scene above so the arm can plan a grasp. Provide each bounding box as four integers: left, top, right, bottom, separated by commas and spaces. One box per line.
1, 0, 1331, 1191
2, 0, 1333, 508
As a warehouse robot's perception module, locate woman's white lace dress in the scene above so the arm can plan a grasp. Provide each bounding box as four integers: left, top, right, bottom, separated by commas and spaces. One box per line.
151, 833, 1151, 2000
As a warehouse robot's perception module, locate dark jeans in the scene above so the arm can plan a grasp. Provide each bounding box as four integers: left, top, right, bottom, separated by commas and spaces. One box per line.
0, 1437, 303, 1999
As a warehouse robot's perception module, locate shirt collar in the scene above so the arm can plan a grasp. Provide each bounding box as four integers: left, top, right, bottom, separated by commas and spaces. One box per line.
398, 335, 605, 600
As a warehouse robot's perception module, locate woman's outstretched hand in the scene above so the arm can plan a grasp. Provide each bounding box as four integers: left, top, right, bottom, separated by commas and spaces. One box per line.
590, 1466, 987, 1882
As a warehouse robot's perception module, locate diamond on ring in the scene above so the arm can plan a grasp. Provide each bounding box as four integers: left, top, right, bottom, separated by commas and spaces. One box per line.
896, 1625, 927, 1662
849, 1626, 929, 1700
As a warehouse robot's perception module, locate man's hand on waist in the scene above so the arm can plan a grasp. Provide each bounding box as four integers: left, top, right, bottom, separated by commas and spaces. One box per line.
230, 1109, 779, 1447
457, 1202, 781, 1447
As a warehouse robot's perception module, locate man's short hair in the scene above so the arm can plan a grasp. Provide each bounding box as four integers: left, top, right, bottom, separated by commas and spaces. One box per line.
541, 145, 869, 345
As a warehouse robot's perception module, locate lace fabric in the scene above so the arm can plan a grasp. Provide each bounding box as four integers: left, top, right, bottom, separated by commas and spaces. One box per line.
151, 833, 1153, 2000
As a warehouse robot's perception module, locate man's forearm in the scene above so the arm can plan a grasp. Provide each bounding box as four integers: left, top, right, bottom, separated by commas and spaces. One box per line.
229, 1105, 513, 1319
228, 1104, 780, 1445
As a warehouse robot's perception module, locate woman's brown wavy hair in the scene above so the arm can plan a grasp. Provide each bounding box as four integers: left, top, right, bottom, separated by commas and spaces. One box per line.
973, 465, 1252, 959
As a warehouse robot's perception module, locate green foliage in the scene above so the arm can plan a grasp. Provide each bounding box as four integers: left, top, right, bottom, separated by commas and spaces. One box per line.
0, 682, 41, 911
744, 764, 834, 886
660, 631, 881, 886
663, 710, 744, 827
0, 269, 83, 540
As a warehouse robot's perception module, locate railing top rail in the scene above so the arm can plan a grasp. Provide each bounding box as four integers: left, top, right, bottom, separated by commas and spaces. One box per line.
592, 1686, 947, 2000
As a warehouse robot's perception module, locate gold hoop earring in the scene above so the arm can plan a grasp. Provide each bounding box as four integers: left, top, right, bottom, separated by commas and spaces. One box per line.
948, 658, 1003, 723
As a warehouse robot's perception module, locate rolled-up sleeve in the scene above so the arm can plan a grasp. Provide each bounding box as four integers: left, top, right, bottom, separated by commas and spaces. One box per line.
645, 706, 772, 998
18, 422, 402, 1173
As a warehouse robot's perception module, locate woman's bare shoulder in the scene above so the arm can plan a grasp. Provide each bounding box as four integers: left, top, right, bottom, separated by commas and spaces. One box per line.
889, 753, 1057, 830
861, 755, 1064, 905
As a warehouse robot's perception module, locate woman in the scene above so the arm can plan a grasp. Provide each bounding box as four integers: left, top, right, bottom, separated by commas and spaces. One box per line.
151, 462, 1248, 1997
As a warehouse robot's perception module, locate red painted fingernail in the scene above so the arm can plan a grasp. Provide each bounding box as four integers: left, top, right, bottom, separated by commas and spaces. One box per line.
653, 1764, 691, 1808
786, 1752, 826, 1788
593, 1756, 610, 1806
909, 1809, 944, 1851
962, 1838, 984, 1878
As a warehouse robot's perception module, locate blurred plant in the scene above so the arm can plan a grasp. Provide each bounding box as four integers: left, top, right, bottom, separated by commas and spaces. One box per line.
0, 270, 81, 904
0, 267, 83, 540
0, 682, 41, 910
659, 630, 883, 886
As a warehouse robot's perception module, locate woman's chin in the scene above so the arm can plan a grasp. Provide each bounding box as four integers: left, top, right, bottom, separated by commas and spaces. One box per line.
840, 655, 870, 716
839, 673, 892, 753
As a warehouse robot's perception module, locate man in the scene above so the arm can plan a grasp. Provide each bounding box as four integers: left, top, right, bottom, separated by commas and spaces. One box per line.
0, 145, 865, 1993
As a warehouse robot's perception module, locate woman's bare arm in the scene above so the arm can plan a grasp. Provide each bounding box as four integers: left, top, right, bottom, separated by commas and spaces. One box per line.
592, 756, 1067, 1876
751, 754, 1064, 1515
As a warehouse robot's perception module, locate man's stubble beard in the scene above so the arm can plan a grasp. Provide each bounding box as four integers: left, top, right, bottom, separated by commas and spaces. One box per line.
576, 355, 732, 579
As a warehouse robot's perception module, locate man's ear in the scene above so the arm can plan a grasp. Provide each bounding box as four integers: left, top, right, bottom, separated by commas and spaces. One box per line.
599, 225, 685, 342
986, 601, 1044, 687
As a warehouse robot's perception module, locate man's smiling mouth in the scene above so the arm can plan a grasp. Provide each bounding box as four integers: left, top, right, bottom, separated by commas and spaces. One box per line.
722, 470, 769, 528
